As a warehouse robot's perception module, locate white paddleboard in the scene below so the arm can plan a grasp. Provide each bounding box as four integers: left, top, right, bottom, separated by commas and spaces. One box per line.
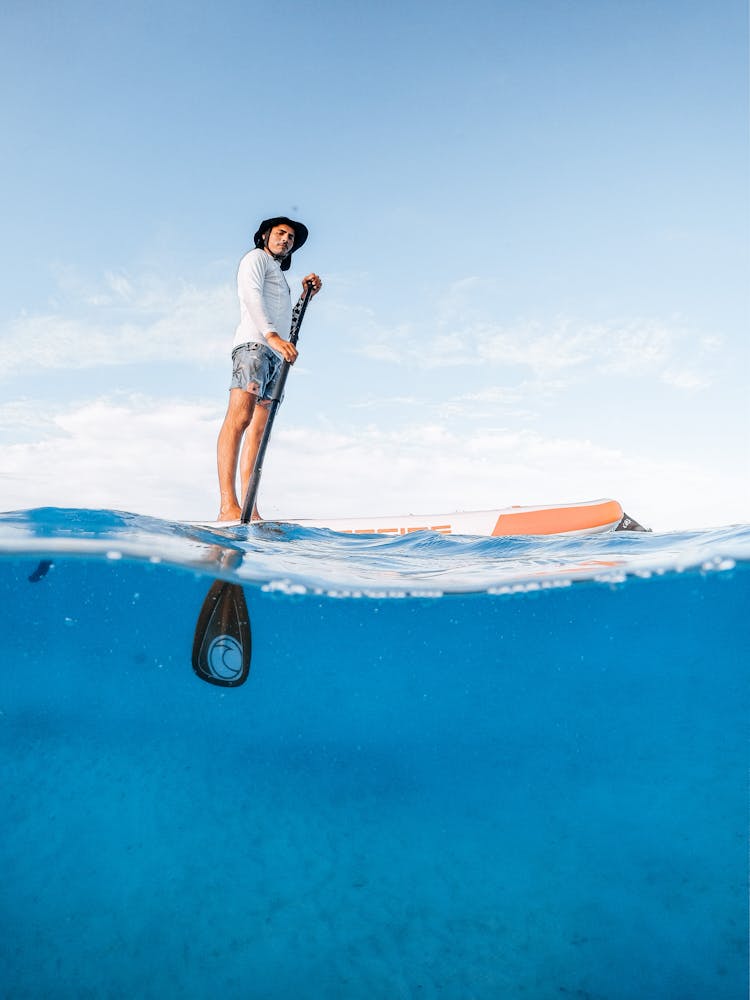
198, 498, 625, 537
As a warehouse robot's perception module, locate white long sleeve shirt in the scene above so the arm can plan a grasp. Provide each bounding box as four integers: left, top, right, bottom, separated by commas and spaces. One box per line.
232, 248, 292, 356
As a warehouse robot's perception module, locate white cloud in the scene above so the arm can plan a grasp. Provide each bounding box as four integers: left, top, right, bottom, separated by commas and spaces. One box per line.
477, 319, 598, 370
462, 378, 571, 403
661, 369, 710, 390
357, 341, 403, 363
1, 269, 720, 404
0, 393, 745, 530
103, 271, 136, 301
441, 316, 718, 388
0, 395, 222, 517
341, 275, 723, 391
0, 273, 235, 374
0, 399, 59, 437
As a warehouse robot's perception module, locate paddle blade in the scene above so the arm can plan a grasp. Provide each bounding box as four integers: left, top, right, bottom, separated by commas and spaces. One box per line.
192, 580, 251, 687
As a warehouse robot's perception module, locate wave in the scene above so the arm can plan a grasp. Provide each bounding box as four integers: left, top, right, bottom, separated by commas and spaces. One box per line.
1, 506, 748, 596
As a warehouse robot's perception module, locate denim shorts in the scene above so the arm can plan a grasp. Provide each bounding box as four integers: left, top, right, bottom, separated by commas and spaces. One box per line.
230, 341, 283, 399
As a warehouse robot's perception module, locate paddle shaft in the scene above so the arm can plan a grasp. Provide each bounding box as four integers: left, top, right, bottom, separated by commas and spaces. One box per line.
239, 282, 314, 524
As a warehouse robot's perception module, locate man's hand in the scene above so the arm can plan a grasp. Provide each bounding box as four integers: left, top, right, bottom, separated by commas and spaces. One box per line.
303, 273, 323, 296
266, 332, 298, 363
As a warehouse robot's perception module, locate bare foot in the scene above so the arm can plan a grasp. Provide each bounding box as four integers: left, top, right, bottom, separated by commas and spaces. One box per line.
217, 503, 241, 522
216, 505, 264, 522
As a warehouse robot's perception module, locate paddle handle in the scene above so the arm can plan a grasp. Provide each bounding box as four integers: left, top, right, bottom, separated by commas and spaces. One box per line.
239, 281, 315, 524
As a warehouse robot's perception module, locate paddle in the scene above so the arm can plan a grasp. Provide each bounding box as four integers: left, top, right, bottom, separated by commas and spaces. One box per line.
240, 280, 314, 523
192, 279, 315, 687
192, 578, 251, 686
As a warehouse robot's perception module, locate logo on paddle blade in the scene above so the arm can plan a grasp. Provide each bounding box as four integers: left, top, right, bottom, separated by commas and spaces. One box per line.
206, 634, 244, 682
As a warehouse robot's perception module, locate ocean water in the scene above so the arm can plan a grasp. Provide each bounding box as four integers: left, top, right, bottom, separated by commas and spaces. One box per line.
0, 507, 747, 1000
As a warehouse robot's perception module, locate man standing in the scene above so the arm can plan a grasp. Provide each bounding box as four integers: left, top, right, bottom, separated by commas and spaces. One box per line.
216, 216, 322, 521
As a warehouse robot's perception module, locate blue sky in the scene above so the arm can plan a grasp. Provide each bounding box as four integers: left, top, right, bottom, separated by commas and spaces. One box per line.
1, 1, 747, 529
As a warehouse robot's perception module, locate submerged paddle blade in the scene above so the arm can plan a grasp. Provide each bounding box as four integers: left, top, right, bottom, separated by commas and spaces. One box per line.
192, 580, 251, 687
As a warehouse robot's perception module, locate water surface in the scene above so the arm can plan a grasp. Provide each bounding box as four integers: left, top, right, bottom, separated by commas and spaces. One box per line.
1, 508, 747, 998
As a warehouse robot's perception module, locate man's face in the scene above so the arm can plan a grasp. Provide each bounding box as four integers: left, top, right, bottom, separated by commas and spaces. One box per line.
265, 224, 295, 257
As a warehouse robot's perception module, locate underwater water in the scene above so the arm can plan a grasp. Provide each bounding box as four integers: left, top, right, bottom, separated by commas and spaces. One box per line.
0, 507, 748, 999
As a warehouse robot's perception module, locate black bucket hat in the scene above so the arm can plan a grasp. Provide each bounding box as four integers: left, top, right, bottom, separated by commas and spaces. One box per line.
253, 216, 309, 270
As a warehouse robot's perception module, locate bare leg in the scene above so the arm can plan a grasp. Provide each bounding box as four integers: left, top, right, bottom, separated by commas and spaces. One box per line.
216, 388, 256, 520
238, 401, 271, 520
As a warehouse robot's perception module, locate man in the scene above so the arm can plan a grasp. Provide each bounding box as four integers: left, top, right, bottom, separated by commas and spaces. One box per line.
216, 216, 322, 521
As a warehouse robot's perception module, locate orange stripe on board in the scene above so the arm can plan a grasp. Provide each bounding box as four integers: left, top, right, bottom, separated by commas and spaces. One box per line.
491, 500, 623, 536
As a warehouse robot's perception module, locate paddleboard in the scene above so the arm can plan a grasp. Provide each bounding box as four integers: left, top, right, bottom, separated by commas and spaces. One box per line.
201, 498, 629, 537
